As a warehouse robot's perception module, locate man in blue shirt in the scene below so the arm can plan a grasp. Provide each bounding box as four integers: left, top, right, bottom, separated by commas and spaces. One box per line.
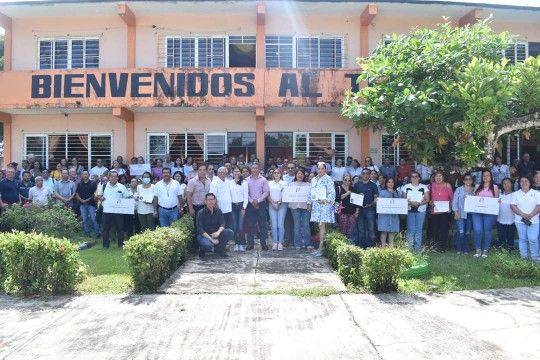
18, 171, 34, 203
352, 169, 379, 248
0, 167, 21, 208
379, 157, 397, 180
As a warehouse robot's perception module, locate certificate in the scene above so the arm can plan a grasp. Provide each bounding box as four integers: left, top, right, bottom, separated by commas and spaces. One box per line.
311, 187, 327, 201
407, 191, 424, 203
350, 193, 365, 207
433, 201, 450, 213
103, 198, 135, 214
376, 198, 408, 214
464, 195, 500, 215
282, 185, 310, 203
129, 164, 151, 176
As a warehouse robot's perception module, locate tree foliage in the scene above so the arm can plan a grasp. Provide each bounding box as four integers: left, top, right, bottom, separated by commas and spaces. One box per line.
342, 19, 540, 168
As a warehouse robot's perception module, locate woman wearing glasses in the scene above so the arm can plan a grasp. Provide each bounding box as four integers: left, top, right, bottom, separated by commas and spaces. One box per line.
452, 173, 475, 254
401, 171, 430, 252
471, 170, 499, 258
335, 174, 356, 238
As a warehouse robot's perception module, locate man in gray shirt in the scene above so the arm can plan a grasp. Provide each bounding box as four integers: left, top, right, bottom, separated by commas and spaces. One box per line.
53, 169, 76, 208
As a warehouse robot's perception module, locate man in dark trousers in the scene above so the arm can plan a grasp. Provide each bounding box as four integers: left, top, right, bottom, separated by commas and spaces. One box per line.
196, 193, 233, 259
352, 168, 379, 248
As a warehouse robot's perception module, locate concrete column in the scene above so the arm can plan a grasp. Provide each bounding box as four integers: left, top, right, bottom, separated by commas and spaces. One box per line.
256, 107, 265, 162
359, 4, 377, 163
0, 13, 12, 71
255, 2, 266, 163
0, 112, 12, 165
113, 107, 135, 160
117, 4, 137, 68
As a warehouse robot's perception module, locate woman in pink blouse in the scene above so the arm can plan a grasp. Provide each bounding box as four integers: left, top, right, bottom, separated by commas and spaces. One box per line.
429, 171, 454, 250
472, 169, 500, 258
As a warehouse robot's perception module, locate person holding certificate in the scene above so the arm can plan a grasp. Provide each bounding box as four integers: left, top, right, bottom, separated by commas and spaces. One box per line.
377, 178, 400, 247
401, 171, 430, 252
352, 169, 379, 249
452, 173, 475, 254
310, 162, 336, 257
289, 170, 312, 250
471, 170, 499, 258
98, 170, 129, 248
335, 174, 357, 238
510, 176, 540, 262
267, 169, 288, 250
428, 171, 453, 250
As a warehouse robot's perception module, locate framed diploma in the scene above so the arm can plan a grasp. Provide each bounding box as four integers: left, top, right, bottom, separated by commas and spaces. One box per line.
464, 195, 499, 215
376, 198, 408, 214
349, 193, 365, 207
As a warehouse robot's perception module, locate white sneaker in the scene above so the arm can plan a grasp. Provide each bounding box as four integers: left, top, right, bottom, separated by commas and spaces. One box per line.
234, 244, 239, 252
272, 243, 278, 250
278, 243, 283, 251
307, 245, 314, 250
481, 250, 488, 258
473, 250, 482, 258
238, 245, 245, 252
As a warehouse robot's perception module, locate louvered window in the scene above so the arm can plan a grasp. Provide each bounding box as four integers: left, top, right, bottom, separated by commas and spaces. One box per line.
166, 36, 225, 68
504, 41, 528, 64
38, 38, 100, 69
293, 132, 347, 165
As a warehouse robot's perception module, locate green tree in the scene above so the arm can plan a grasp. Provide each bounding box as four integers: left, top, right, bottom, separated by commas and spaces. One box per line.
342, 19, 540, 169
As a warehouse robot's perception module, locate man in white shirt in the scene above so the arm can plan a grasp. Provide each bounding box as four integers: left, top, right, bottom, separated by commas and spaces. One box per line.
346, 159, 362, 178
210, 166, 233, 228
153, 167, 182, 227
28, 176, 50, 206
415, 162, 432, 185
41, 169, 55, 193
283, 163, 296, 184
97, 170, 129, 248
331, 158, 346, 183
90, 159, 108, 179
491, 156, 510, 186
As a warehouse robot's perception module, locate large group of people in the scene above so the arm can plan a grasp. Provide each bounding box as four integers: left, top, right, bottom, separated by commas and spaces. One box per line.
0, 152, 538, 262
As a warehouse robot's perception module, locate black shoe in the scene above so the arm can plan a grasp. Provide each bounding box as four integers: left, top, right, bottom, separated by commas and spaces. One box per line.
246, 245, 254, 251
199, 249, 206, 260
216, 252, 228, 258
261, 243, 269, 251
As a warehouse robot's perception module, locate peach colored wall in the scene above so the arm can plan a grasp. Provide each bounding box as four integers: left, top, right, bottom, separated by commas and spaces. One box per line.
12, 16, 127, 70
133, 111, 256, 156
136, 14, 257, 68
11, 113, 126, 163
491, 21, 540, 42
264, 111, 360, 159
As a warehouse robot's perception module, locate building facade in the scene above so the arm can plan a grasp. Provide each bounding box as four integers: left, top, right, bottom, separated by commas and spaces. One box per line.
0, 0, 539, 169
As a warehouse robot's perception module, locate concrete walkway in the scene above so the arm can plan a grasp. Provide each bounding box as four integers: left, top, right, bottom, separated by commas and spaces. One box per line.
1, 287, 539, 359
159, 247, 346, 294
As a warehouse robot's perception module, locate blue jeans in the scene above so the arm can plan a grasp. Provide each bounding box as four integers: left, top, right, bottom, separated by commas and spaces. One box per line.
472, 213, 497, 252
516, 222, 539, 261
230, 202, 245, 245
159, 207, 179, 227
80, 204, 99, 236
497, 222, 516, 250
455, 215, 472, 253
268, 203, 288, 244
291, 208, 311, 248
197, 228, 233, 255
354, 207, 376, 249
406, 211, 426, 252
247, 201, 268, 247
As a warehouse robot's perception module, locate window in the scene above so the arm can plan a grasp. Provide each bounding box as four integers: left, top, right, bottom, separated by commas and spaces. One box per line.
24, 133, 112, 169
296, 37, 343, 68
529, 42, 540, 57
229, 36, 256, 67
381, 134, 411, 166
264, 132, 293, 160
504, 41, 528, 64
166, 36, 225, 68
38, 38, 99, 70
265, 36, 294, 68
293, 132, 347, 165
147, 133, 227, 165
228, 132, 256, 159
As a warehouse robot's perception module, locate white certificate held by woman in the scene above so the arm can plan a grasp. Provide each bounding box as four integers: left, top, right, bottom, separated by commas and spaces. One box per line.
311, 187, 327, 201
464, 195, 499, 215
350, 193, 364, 206
433, 201, 450, 213
376, 198, 408, 214
283, 185, 310, 203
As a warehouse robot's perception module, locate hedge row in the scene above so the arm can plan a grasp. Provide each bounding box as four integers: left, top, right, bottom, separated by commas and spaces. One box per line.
0, 204, 81, 238
124, 214, 195, 293
0, 231, 86, 296
484, 251, 540, 280
325, 231, 414, 293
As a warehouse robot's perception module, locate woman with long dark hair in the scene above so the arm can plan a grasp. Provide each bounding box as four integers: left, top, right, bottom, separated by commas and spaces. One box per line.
452, 173, 474, 254
471, 169, 499, 258
428, 171, 453, 250
335, 174, 356, 238
229, 166, 248, 252
498, 177, 516, 251
289, 170, 311, 250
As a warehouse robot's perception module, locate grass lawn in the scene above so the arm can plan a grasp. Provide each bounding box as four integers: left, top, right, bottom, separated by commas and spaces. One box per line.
77, 242, 133, 294
399, 251, 539, 293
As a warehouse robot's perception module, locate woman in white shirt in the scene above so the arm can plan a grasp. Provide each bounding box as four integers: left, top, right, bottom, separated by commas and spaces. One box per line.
497, 178, 516, 251
229, 167, 249, 252
268, 168, 288, 250
510, 176, 540, 262
401, 171, 430, 252
331, 158, 346, 183
112, 160, 126, 176
137, 171, 155, 232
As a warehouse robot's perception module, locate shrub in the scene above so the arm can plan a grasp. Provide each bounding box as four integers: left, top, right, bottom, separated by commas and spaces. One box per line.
336, 244, 364, 288
0, 204, 81, 238
362, 247, 414, 293
485, 251, 540, 280
124, 214, 195, 293
0, 231, 86, 296
324, 231, 350, 269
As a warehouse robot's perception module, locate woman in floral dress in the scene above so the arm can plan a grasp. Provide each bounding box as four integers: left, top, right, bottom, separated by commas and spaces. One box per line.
310, 162, 336, 256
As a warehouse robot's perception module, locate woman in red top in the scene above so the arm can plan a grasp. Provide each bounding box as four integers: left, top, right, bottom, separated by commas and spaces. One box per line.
429, 170, 454, 250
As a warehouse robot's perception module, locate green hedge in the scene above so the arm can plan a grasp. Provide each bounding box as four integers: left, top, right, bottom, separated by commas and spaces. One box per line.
0, 204, 81, 238
484, 251, 540, 280
325, 231, 414, 293
0, 231, 86, 295
124, 214, 194, 293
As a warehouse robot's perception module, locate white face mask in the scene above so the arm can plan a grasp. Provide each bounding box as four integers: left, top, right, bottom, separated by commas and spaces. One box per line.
142, 178, 151, 185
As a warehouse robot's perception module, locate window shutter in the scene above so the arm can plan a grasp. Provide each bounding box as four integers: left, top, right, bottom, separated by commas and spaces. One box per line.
71, 40, 85, 69
89, 135, 111, 169
39, 40, 53, 70
205, 134, 226, 164
332, 134, 346, 165
53, 40, 69, 69
265, 36, 293, 68
147, 134, 168, 164
24, 135, 47, 167
85, 39, 100, 68
294, 133, 308, 159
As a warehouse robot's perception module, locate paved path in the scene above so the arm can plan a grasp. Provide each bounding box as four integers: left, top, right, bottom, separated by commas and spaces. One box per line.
1, 287, 539, 359
159, 247, 346, 294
